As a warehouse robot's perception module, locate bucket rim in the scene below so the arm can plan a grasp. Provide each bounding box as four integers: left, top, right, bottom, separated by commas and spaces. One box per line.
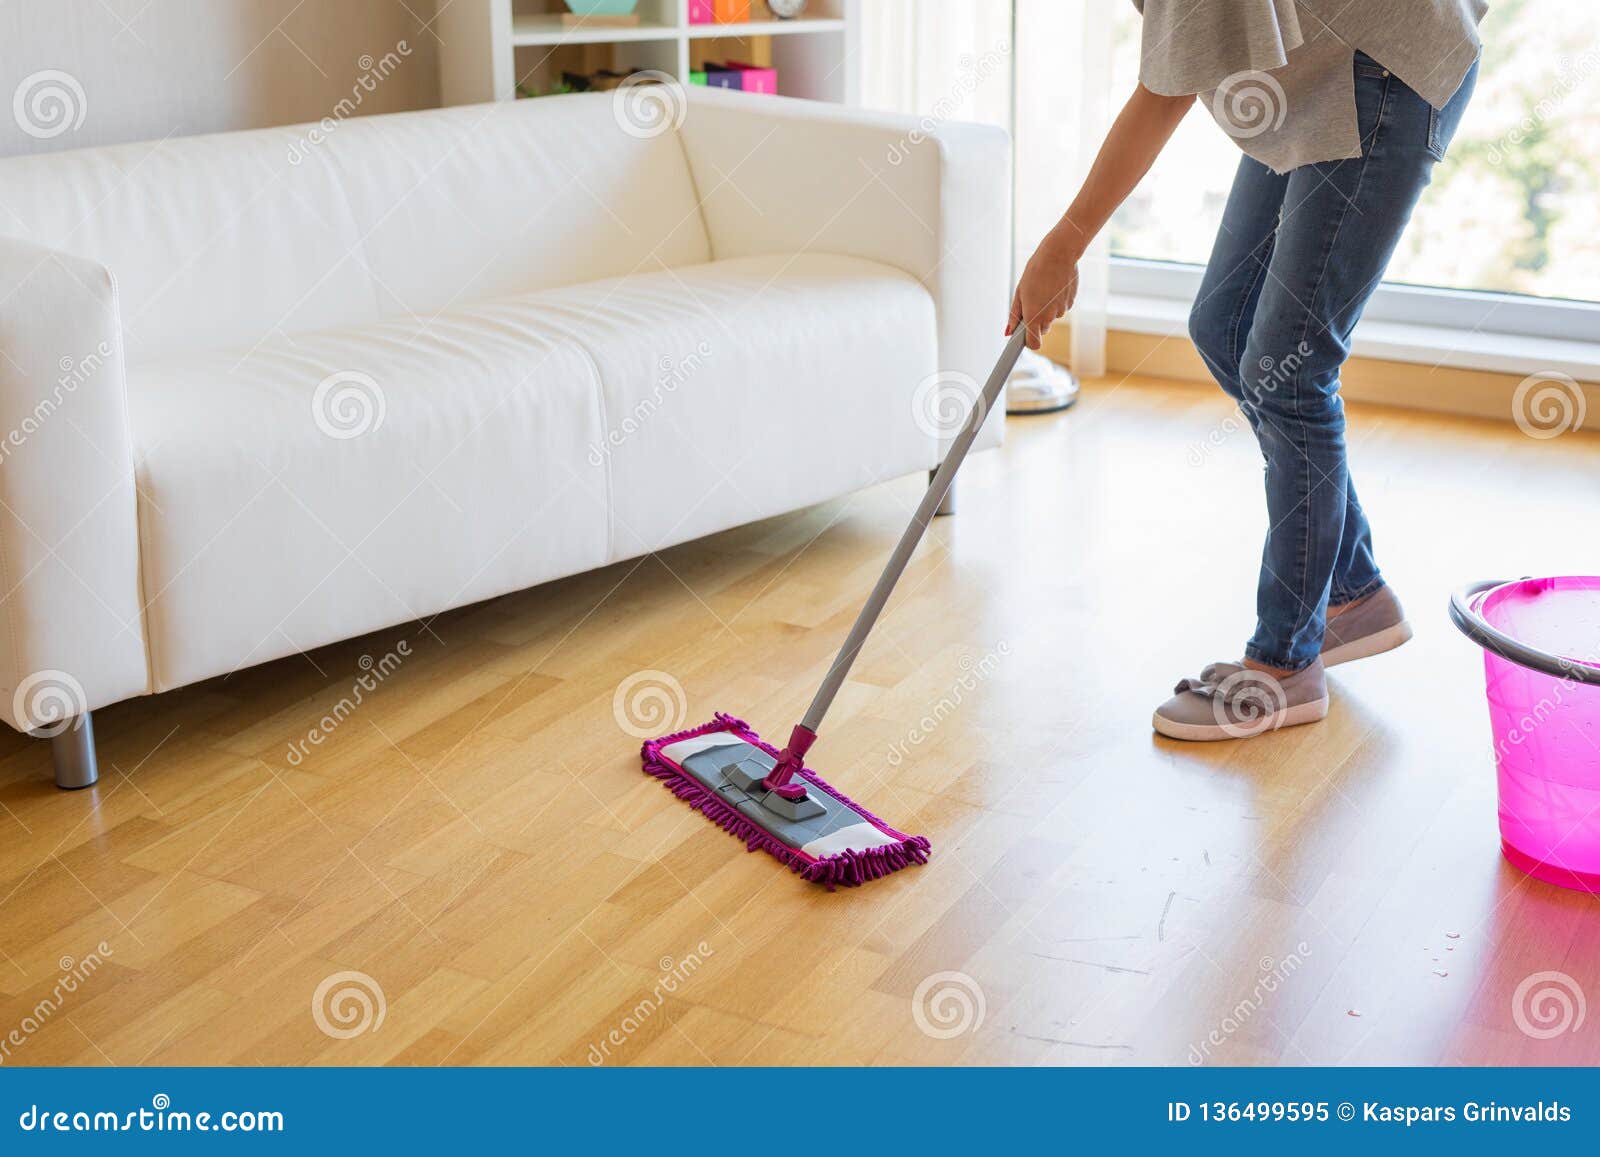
1450, 577, 1600, 685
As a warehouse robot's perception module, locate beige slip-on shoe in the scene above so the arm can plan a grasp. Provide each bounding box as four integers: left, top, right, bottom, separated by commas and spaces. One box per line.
1153, 659, 1329, 742
1322, 586, 1412, 667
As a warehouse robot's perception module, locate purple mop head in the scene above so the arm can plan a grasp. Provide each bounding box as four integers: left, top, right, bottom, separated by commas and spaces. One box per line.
641, 713, 930, 889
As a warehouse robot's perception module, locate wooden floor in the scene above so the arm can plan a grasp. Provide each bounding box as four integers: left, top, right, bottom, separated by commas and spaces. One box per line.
3, 374, 1598, 1067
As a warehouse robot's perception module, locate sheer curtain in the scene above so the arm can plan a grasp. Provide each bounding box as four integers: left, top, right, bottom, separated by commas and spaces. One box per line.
859, 1, 1014, 130
860, 0, 1114, 376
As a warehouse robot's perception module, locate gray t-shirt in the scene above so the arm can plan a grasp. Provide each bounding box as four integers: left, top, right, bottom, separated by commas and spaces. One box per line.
1133, 0, 1487, 173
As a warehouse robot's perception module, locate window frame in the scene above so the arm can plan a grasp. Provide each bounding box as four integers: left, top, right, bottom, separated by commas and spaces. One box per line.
1110, 257, 1600, 345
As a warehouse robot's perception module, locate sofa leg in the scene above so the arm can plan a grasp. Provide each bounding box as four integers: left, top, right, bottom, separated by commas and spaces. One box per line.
51, 713, 98, 790
931, 469, 957, 517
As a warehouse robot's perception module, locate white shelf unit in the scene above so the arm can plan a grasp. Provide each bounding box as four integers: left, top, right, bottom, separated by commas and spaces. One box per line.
434, 0, 860, 107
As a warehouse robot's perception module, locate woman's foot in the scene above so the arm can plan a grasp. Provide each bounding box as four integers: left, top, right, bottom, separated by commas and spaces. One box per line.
1322, 586, 1412, 667
1153, 658, 1329, 741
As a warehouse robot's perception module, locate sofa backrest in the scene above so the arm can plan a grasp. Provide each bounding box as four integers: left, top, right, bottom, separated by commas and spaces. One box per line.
0, 94, 711, 364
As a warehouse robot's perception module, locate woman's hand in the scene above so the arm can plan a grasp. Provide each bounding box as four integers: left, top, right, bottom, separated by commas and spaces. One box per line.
1007, 231, 1083, 351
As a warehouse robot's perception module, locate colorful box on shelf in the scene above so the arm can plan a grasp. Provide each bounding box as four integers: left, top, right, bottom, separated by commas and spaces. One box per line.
688, 0, 716, 22
561, 0, 642, 24
724, 60, 776, 94
714, 0, 750, 23
689, 70, 708, 86
700, 63, 776, 93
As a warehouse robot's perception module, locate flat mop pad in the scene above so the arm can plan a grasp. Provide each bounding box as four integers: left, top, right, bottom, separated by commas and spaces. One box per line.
637, 331, 1026, 890
642, 713, 930, 888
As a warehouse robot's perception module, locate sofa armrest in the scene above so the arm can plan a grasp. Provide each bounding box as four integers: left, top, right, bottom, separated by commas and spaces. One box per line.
0, 237, 148, 732
677, 88, 1013, 450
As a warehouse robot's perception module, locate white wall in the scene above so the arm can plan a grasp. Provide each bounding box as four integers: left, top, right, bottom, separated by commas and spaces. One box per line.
0, 0, 441, 158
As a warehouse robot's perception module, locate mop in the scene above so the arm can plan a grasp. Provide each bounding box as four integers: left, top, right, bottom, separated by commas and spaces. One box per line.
641, 329, 1028, 887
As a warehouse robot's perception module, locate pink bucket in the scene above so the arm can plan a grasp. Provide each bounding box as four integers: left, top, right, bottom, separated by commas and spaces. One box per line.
1452, 577, 1600, 892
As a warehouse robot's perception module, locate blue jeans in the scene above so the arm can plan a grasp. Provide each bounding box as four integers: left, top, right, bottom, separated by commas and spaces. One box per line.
1189, 52, 1478, 671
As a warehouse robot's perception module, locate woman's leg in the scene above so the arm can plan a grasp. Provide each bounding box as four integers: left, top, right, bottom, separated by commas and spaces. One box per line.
1329, 478, 1382, 608
1238, 55, 1479, 670
1189, 157, 1290, 401
1191, 159, 1385, 617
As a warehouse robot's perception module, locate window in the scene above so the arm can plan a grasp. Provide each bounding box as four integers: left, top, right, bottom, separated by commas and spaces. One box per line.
1108, 1, 1600, 315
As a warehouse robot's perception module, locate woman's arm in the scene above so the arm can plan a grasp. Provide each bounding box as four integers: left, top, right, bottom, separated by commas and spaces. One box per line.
1008, 84, 1194, 350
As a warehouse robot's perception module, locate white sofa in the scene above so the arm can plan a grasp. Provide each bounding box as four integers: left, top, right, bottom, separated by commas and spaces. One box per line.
0, 87, 1010, 786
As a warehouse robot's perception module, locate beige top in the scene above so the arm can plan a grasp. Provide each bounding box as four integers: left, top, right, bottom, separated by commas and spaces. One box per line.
1132, 0, 1487, 172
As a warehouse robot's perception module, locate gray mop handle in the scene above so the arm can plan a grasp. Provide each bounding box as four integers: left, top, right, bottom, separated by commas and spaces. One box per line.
800, 327, 1029, 733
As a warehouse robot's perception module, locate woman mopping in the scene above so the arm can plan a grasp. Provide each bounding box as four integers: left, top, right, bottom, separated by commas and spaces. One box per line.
1009, 0, 1485, 740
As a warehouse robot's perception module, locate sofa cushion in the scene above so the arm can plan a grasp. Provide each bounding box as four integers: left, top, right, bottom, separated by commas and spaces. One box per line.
0, 94, 711, 364
518, 252, 940, 559
325, 96, 712, 321
127, 252, 938, 690
0, 128, 379, 365
128, 309, 612, 692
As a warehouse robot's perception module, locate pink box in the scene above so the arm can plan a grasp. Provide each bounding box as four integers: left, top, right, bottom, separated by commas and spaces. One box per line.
726, 60, 777, 95
688, 0, 716, 23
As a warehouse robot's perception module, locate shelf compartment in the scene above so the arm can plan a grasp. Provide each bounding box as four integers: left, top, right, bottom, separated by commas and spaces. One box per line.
514, 37, 680, 94
685, 17, 846, 38
512, 14, 681, 46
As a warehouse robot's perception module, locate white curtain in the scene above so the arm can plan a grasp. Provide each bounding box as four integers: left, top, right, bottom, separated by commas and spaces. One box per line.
860, 0, 1115, 377
859, 1, 1014, 130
